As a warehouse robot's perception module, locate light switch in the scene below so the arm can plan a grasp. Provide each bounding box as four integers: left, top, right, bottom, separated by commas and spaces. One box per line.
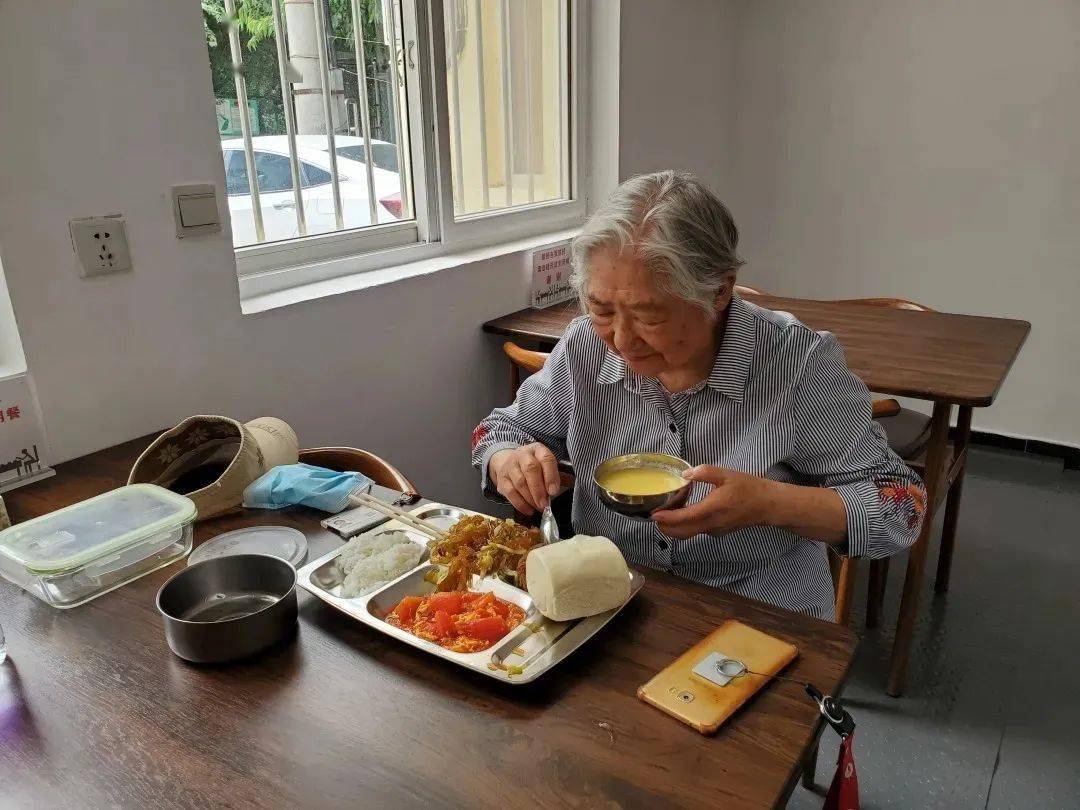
179, 193, 218, 227
171, 184, 221, 237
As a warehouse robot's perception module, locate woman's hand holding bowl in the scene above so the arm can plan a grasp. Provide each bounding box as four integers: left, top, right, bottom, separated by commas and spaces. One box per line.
652, 466, 779, 538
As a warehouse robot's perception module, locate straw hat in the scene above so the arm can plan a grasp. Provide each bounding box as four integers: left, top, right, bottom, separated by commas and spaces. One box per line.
128, 415, 298, 520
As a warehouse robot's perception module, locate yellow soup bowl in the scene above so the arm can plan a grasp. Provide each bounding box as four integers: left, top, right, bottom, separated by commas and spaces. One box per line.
593, 453, 692, 521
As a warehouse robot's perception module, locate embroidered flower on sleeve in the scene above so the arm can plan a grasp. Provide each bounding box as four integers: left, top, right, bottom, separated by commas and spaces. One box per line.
877, 477, 927, 530
471, 424, 488, 451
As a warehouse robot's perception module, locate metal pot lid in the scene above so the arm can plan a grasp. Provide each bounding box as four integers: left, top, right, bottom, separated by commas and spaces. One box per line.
188, 526, 307, 568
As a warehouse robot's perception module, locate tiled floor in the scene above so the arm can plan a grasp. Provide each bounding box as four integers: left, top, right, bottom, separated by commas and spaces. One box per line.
789, 447, 1080, 808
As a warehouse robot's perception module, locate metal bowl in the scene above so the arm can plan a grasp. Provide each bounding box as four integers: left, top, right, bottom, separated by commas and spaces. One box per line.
593, 453, 693, 521
156, 553, 298, 663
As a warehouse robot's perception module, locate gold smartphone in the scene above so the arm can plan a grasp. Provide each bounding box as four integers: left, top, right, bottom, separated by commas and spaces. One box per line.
637, 620, 799, 734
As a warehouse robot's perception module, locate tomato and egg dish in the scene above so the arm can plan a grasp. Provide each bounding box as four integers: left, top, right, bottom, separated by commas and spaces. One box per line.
386, 590, 526, 653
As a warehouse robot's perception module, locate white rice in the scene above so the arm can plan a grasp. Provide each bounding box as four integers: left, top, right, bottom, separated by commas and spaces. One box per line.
337, 530, 409, 576
338, 530, 423, 598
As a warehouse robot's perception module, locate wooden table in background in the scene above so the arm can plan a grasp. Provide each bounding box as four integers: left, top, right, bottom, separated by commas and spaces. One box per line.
483, 294, 1030, 696
1, 436, 857, 809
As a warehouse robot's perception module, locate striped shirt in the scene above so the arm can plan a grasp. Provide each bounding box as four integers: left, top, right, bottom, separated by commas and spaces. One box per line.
472, 295, 925, 619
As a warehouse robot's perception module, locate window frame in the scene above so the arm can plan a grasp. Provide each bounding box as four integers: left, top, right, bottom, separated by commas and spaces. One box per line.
428, 0, 586, 245
231, 0, 588, 295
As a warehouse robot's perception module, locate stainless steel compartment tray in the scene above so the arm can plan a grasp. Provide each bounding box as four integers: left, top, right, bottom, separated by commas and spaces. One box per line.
297, 502, 644, 684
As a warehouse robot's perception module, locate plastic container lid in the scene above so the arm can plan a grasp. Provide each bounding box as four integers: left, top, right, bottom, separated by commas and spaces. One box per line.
188, 525, 307, 568
0, 484, 197, 575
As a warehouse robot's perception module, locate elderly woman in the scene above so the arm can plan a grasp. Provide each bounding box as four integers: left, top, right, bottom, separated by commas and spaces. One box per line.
471, 171, 925, 619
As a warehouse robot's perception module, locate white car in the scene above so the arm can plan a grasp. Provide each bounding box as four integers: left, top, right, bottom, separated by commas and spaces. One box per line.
221, 135, 404, 247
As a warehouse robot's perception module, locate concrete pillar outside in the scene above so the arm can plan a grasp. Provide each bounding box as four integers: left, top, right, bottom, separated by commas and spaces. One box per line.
285, 0, 346, 135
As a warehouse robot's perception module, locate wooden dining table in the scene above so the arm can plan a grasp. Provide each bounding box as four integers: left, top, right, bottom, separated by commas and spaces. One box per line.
483, 294, 1030, 697
1, 435, 857, 809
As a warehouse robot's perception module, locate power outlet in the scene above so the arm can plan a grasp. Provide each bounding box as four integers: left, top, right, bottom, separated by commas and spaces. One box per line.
69, 215, 132, 278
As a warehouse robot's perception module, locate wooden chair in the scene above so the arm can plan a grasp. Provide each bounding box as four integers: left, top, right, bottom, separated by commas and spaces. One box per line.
503, 341, 549, 400
298, 447, 418, 496
827, 298, 971, 627
804, 296, 969, 788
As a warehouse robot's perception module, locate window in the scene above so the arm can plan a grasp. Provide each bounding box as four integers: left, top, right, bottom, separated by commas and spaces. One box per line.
253, 151, 295, 193
335, 142, 400, 173
223, 151, 248, 196
443, 0, 568, 217
202, 0, 585, 292
302, 162, 333, 188
226, 149, 330, 195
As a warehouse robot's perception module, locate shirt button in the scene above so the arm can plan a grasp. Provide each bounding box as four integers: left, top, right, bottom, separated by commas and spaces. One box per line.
657, 539, 669, 550
669, 422, 677, 433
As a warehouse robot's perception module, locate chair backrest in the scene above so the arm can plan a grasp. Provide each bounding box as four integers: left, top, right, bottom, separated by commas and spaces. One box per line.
503, 341, 548, 376
734, 283, 765, 296
298, 447, 417, 494
830, 297, 935, 312
502, 341, 551, 399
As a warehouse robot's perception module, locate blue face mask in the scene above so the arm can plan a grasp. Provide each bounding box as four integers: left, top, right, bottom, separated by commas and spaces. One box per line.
242, 463, 373, 513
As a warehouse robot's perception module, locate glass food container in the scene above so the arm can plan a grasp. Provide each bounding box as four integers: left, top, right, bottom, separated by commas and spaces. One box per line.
0, 484, 197, 608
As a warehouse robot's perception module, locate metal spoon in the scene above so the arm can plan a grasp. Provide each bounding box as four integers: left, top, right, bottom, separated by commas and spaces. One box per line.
539, 502, 558, 545
540, 459, 575, 545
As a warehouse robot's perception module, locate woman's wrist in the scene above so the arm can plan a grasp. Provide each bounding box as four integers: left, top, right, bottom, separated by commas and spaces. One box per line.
754, 478, 793, 529
756, 479, 847, 544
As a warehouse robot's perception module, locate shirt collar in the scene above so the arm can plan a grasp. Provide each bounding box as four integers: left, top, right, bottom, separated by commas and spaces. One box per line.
597, 348, 627, 385
707, 294, 756, 401
596, 294, 757, 401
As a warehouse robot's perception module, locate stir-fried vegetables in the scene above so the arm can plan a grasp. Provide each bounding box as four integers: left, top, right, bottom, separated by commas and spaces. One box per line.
426, 515, 542, 592
386, 590, 526, 653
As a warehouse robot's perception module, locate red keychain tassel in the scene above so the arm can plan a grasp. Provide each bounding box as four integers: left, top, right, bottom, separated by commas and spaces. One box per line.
805, 684, 859, 810
823, 731, 859, 810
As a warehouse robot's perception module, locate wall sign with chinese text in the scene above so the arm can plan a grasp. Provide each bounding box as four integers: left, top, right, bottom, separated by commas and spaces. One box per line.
529, 240, 574, 309
0, 374, 53, 493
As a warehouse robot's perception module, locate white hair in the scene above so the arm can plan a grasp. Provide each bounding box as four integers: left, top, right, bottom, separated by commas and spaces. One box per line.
570, 171, 745, 312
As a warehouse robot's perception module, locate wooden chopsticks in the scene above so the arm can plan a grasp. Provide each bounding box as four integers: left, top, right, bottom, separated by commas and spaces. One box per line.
348, 491, 447, 541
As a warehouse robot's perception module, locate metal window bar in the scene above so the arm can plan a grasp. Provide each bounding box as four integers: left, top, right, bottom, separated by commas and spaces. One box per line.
447, 4, 466, 214
311, 0, 345, 229
350, 0, 381, 225
270, 0, 307, 235
523, 0, 535, 204
557, 0, 567, 200
382, 0, 411, 219
472, 0, 490, 211
223, 0, 265, 243
499, 0, 514, 208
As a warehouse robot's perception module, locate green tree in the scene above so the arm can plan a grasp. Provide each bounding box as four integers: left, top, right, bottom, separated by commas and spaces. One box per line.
202, 0, 382, 53
202, 0, 390, 137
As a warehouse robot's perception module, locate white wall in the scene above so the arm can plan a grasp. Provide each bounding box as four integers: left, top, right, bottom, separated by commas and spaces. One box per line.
0, 0, 541, 509
588, 0, 621, 206
730, 0, 1080, 445
619, 0, 739, 191
3, 0, 1074, 511
0, 0, 749, 509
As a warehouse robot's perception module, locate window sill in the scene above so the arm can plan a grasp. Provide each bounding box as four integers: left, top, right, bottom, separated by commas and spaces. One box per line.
239, 227, 580, 315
